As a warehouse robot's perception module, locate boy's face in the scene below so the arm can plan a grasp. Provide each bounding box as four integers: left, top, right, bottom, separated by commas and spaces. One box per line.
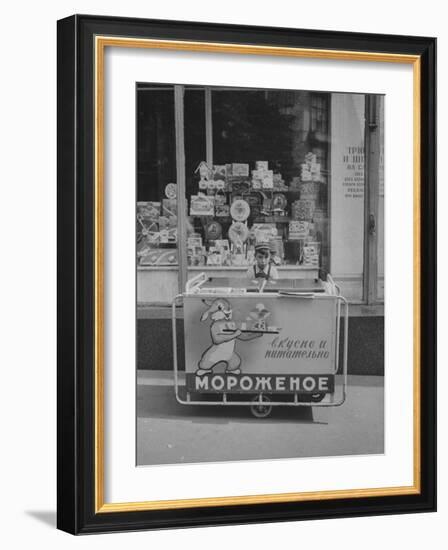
255, 251, 269, 269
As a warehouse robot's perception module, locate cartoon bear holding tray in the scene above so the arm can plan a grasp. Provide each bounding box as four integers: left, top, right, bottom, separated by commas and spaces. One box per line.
196, 298, 262, 376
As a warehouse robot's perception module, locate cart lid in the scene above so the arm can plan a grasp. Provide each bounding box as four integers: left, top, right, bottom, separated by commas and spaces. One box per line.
201, 277, 326, 293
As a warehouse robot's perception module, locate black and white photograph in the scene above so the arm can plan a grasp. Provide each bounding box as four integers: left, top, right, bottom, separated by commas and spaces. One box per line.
136, 84, 385, 466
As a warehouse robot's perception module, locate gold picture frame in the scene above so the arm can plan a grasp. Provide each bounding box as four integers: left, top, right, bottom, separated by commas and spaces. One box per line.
58, 15, 436, 534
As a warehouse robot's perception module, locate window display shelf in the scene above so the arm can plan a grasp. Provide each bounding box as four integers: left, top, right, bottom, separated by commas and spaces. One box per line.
137, 264, 320, 305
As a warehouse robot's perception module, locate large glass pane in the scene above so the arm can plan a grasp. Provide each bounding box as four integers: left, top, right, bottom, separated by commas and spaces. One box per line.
184, 88, 330, 276
136, 84, 179, 305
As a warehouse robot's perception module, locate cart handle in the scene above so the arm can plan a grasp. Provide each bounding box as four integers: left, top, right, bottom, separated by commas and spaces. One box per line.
278, 291, 315, 299
185, 271, 207, 293
326, 273, 341, 296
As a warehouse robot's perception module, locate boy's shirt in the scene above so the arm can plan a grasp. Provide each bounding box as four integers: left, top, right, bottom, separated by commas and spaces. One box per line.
246, 263, 279, 280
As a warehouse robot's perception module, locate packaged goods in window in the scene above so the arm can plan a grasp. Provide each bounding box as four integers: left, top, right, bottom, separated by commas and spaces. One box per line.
214, 239, 230, 253
211, 240, 232, 266
195, 161, 213, 191
259, 196, 272, 216
301, 152, 322, 183
162, 198, 177, 217
137, 228, 162, 264
228, 221, 249, 244
255, 161, 269, 171
292, 199, 315, 221
302, 242, 320, 267
188, 246, 206, 267
252, 223, 277, 243
262, 175, 274, 189
311, 163, 321, 176
187, 236, 203, 248
300, 182, 319, 199
137, 201, 161, 221
229, 180, 250, 194
273, 173, 287, 190
245, 194, 263, 219
137, 214, 158, 236
301, 164, 312, 182
231, 246, 247, 266
231, 163, 250, 177
252, 164, 274, 190
214, 192, 227, 206
139, 249, 178, 266
137, 206, 160, 256
289, 221, 310, 240
207, 248, 223, 266
272, 193, 287, 216
213, 165, 227, 180
252, 178, 262, 190
190, 195, 214, 216
158, 216, 169, 230
195, 161, 213, 179
215, 204, 230, 217
159, 228, 177, 244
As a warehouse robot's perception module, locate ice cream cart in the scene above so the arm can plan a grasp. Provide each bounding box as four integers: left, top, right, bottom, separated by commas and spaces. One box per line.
172, 272, 348, 418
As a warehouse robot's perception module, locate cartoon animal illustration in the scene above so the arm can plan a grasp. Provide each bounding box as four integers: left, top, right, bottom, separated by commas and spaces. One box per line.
196, 298, 261, 376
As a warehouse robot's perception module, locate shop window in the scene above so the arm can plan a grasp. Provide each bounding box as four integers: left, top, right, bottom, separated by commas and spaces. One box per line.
136, 84, 179, 305
184, 88, 330, 272
136, 84, 384, 308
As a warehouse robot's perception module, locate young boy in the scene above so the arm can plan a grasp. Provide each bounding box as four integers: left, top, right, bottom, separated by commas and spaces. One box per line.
246, 242, 279, 280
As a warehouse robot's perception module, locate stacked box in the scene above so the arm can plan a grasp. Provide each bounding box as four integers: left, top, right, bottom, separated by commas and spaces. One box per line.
252, 166, 274, 189
288, 221, 310, 240
255, 161, 269, 171
300, 182, 320, 200
302, 242, 320, 267
190, 195, 214, 216
292, 199, 315, 221
301, 152, 322, 182
213, 165, 227, 180
137, 201, 160, 221
162, 198, 177, 217
273, 173, 287, 190
231, 163, 249, 177
215, 204, 230, 217
252, 223, 277, 243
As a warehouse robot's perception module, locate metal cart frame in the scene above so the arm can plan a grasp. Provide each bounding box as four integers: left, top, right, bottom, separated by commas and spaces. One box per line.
172, 273, 348, 417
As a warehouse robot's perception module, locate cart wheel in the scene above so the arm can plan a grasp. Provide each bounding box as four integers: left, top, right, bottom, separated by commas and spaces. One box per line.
310, 393, 325, 403
250, 396, 272, 418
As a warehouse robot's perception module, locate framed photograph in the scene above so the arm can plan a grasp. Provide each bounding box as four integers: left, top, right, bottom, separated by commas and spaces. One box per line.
57, 14, 436, 534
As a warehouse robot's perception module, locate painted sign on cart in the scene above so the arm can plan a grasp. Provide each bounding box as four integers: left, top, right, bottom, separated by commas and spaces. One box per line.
183, 294, 338, 393
185, 373, 335, 394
